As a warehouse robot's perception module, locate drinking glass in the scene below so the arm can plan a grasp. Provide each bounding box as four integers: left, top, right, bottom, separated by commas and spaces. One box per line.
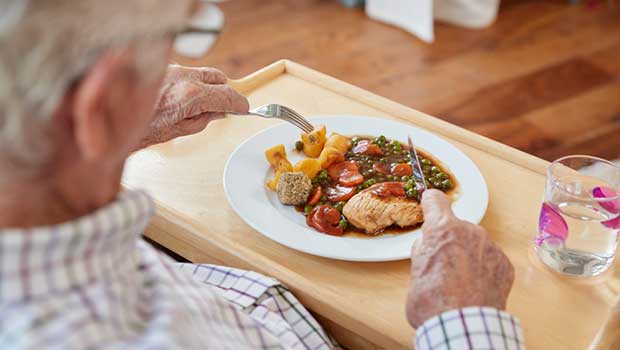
535, 155, 620, 276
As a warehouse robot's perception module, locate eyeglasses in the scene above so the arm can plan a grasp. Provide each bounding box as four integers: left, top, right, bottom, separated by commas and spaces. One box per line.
170, 25, 221, 39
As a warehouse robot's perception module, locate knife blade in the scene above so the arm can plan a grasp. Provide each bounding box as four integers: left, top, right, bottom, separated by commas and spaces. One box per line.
408, 136, 428, 191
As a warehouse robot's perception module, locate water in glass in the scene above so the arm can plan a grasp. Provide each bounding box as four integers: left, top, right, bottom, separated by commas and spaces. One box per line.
535, 156, 620, 276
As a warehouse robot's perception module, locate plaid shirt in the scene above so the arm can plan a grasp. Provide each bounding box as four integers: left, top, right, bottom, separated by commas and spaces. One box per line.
0, 190, 523, 350
415, 307, 524, 350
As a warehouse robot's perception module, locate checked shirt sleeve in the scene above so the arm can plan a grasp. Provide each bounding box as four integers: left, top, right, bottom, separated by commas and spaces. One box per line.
177, 263, 340, 350
415, 307, 525, 350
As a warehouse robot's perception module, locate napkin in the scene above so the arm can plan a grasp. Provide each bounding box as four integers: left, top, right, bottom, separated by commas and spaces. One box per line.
366, 0, 434, 42
365, 0, 500, 43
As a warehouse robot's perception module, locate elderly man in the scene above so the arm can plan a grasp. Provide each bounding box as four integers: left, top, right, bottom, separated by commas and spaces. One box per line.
0, 0, 522, 349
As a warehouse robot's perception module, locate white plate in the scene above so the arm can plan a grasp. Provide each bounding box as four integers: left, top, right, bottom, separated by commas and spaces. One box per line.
223, 116, 488, 261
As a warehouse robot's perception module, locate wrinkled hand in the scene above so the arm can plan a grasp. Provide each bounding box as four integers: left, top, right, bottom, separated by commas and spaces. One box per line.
405, 189, 515, 328
140, 65, 249, 148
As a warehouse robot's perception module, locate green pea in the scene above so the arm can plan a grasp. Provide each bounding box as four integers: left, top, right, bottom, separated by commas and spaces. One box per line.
393, 144, 402, 152
334, 202, 345, 212
431, 166, 440, 174
378, 135, 387, 142
338, 219, 349, 229
401, 150, 409, 155
304, 205, 313, 214
442, 179, 453, 189
367, 169, 375, 175
295, 140, 304, 151
320, 195, 327, 202
356, 184, 364, 191
311, 177, 319, 185
428, 176, 436, 183
436, 172, 448, 180
351, 137, 360, 144
366, 178, 377, 186
401, 175, 411, 182
421, 158, 431, 166
404, 182, 413, 191
433, 181, 442, 188
380, 158, 388, 164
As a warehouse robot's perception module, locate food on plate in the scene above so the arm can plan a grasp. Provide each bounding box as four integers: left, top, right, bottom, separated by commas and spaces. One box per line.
276, 172, 312, 205
300, 125, 327, 157
318, 133, 351, 169
265, 144, 293, 191
293, 158, 322, 179
307, 205, 347, 236
343, 182, 424, 234
265, 129, 455, 237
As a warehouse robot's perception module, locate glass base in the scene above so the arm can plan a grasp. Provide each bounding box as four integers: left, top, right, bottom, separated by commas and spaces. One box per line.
534, 243, 615, 276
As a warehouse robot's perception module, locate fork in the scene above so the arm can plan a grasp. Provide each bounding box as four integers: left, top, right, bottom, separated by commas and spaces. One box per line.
232, 104, 314, 133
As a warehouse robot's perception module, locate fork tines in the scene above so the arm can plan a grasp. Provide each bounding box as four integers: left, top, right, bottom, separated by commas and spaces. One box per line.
280, 107, 314, 133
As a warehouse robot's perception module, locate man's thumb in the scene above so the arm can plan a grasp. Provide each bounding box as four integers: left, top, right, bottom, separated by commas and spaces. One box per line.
421, 189, 455, 228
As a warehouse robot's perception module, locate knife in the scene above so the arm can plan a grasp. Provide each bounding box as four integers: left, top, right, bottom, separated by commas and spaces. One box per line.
408, 136, 428, 191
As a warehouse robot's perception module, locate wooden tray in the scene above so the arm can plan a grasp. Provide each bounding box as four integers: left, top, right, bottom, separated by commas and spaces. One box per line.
122, 60, 620, 350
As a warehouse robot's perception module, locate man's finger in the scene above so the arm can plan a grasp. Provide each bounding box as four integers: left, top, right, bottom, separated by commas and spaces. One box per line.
168, 65, 227, 84
175, 112, 224, 136
193, 83, 250, 115
421, 189, 456, 229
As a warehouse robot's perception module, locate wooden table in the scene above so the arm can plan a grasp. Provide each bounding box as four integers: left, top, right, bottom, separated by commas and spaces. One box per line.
122, 60, 620, 350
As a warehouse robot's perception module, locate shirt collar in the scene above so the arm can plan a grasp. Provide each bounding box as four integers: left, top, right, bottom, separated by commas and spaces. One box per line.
0, 190, 154, 303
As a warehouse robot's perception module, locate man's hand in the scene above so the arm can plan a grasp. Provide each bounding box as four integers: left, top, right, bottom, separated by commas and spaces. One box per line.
406, 189, 515, 328
140, 65, 249, 148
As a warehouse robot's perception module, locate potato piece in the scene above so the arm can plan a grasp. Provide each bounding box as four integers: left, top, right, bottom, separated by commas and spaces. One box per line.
324, 133, 351, 154
293, 159, 322, 179
266, 169, 284, 191
275, 158, 293, 172
301, 125, 327, 158
318, 146, 345, 169
265, 144, 293, 191
265, 144, 287, 168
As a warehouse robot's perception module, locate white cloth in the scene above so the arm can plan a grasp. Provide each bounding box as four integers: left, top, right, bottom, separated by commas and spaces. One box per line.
365, 0, 500, 43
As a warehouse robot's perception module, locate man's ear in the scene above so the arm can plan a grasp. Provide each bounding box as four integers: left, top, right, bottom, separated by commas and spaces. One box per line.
71, 49, 130, 161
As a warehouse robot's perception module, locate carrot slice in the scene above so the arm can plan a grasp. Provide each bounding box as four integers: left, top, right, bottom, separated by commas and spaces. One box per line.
325, 185, 356, 202
373, 162, 391, 175
352, 140, 383, 156
328, 161, 358, 180
391, 163, 413, 177
339, 171, 364, 187
307, 205, 344, 236
307, 186, 322, 206
370, 182, 406, 198
328, 161, 364, 187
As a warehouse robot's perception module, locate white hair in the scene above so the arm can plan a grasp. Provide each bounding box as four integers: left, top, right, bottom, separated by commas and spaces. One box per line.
0, 0, 193, 175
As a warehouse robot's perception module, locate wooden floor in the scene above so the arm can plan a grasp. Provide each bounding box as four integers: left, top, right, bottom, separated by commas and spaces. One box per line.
175, 0, 620, 162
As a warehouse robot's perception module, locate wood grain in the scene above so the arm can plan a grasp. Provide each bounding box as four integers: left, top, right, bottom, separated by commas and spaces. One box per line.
173, 0, 620, 161
123, 60, 620, 350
